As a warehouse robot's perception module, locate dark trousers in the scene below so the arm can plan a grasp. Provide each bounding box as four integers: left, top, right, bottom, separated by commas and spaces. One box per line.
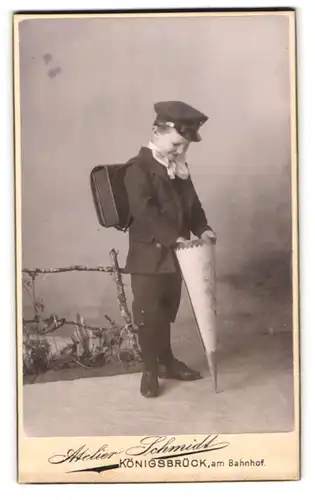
130, 273, 182, 372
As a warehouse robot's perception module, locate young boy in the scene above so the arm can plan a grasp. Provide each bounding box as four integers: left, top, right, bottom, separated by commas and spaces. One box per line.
124, 101, 216, 397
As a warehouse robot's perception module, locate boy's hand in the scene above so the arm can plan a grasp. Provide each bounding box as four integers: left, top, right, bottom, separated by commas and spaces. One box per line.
176, 237, 188, 243
201, 229, 217, 243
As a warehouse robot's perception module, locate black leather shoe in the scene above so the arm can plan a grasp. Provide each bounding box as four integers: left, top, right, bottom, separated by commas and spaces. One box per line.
140, 371, 159, 398
158, 358, 202, 381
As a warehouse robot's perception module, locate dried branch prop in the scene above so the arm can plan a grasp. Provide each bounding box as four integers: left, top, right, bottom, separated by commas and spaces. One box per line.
22, 265, 117, 278
104, 314, 118, 328
109, 249, 141, 360
24, 317, 108, 335
109, 250, 132, 325
75, 314, 92, 356
22, 250, 141, 378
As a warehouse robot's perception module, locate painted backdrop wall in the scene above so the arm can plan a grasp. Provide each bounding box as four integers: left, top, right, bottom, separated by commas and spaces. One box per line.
18, 14, 292, 325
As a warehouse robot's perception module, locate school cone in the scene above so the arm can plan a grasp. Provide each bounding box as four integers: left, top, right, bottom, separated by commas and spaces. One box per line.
174, 238, 218, 392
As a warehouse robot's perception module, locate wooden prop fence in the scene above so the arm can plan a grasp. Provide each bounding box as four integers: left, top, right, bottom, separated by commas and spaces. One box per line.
22, 249, 141, 371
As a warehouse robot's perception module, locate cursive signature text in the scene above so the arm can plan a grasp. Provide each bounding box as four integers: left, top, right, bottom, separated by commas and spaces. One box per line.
48, 434, 229, 466
125, 434, 229, 457
48, 444, 123, 464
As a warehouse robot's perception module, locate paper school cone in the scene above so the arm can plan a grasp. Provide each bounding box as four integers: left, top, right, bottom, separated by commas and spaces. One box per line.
174, 238, 218, 392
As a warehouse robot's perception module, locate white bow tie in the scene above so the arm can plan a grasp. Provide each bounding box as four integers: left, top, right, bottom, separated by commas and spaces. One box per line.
147, 143, 190, 180
164, 159, 190, 180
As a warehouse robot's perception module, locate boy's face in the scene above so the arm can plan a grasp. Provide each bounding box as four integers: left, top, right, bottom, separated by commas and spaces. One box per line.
153, 127, 190, 160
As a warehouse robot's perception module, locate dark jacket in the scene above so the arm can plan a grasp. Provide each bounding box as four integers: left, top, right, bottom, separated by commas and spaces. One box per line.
124, 147, 210, 274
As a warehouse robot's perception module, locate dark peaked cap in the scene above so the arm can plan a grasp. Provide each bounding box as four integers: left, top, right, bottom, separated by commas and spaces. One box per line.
154, 101, 208, 142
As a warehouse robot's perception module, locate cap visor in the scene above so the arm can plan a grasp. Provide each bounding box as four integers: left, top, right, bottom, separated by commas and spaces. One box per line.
191, 130, 202, 142
176, 129, 202, 142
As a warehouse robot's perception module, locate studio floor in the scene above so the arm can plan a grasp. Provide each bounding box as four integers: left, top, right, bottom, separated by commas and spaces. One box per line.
23, 317, 295, 437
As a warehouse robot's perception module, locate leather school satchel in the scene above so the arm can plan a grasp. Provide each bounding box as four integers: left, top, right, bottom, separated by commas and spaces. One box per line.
90, 157, 135, 232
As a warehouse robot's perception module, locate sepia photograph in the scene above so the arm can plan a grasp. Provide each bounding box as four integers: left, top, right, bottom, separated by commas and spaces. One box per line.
14, 9, 299, 482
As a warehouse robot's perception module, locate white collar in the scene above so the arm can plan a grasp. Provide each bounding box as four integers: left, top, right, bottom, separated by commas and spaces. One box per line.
146, 141, 190, 180
147, 141, 169, 167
